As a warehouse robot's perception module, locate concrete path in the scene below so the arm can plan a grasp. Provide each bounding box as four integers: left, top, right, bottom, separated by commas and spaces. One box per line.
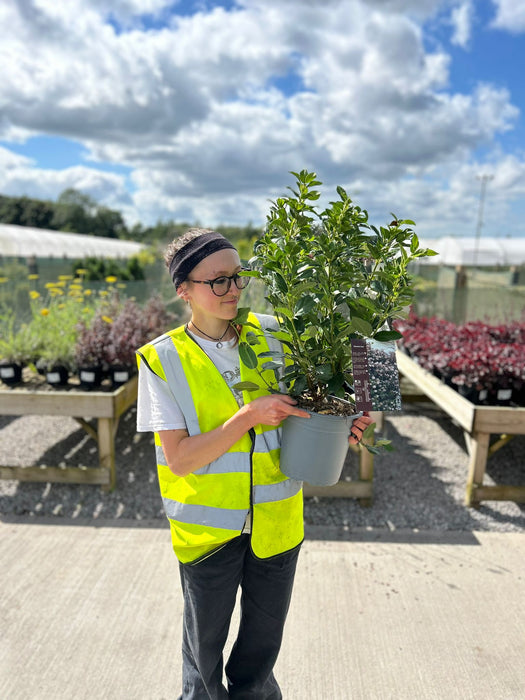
1, 518, 524, 700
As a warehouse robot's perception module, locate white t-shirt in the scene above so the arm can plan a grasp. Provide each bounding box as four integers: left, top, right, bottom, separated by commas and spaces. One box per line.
136, 330, 243, 433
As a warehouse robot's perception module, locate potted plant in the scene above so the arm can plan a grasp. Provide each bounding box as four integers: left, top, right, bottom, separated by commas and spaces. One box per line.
0, 312, 33, 385
106, 295, 175, 387
235, 170, 436, 484
395, 313, 525, 406
75, 298, 121, 388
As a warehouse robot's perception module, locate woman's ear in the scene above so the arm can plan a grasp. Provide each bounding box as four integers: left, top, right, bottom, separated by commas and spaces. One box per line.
177, 282, 190, 303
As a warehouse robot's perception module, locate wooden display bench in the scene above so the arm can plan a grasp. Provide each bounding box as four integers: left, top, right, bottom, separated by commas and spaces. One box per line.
0, 375, 138, 491
302, 411, 382, 506
397, 350, 525, 506
0, 373, 375, 502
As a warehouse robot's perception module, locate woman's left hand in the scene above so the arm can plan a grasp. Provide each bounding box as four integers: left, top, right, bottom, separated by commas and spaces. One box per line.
349, 412, 374, 445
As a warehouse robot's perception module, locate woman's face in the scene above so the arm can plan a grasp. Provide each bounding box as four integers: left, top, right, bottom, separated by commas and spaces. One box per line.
180, 247, 243, 321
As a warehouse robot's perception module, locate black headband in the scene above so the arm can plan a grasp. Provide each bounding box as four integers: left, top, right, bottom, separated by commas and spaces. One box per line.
169, 232, 236, 288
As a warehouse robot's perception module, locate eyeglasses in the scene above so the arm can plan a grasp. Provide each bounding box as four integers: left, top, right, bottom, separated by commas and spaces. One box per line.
188, 269, 250, 297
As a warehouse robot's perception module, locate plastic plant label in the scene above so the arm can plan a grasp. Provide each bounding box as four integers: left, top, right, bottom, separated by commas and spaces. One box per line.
351, 338, 402, 412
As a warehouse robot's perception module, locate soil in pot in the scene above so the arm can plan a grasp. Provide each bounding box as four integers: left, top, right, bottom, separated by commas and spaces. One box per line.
295, 394, 357, 416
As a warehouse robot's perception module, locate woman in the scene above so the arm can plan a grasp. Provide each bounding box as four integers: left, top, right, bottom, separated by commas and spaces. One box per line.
136, 228, 372, 699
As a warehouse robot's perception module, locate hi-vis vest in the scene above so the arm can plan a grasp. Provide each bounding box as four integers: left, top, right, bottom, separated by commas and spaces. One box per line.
136, 313, 303, 564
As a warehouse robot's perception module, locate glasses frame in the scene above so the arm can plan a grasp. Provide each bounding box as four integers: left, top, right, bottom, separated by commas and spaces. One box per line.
188, 269, 251, 297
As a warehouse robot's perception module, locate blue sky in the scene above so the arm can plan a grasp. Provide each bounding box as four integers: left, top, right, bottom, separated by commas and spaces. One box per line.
1, 0, 525, 239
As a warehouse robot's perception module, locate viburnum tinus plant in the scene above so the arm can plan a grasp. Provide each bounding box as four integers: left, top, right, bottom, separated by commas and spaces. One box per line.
235, 170, 436, 414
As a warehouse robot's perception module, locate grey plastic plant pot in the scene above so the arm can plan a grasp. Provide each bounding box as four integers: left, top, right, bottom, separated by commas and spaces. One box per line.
280, 410, 363, 486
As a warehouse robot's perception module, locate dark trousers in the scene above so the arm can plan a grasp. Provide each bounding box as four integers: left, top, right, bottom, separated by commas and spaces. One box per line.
177, 534, 301, 700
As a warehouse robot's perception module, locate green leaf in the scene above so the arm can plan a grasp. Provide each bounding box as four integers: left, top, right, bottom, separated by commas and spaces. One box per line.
351, 316, 373, 337
375, 440, 393, 451
239, 342, 258, 370
233, 381, 260, 392
262, 361, 284, 371
301, 326, 317, 340
362, 423, 376, 440
245, 331, 261, 346
290, 374, 308, 396
315, 364, 333, 380
336, 185, 348, 200
352, 297, 380, 314
373, 330, 403, 341
234, 307, 251, 325
257, 350, 286, 359
274, 273, 288, 294
295, 295, 316, 314
274, 307, 294, 320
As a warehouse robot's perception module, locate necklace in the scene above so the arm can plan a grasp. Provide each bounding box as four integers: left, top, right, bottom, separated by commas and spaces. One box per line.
190, 321, 230, 349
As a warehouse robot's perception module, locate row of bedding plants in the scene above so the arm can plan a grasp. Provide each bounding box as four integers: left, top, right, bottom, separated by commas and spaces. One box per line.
0, 273, 175, 390
394, 312, 525, 406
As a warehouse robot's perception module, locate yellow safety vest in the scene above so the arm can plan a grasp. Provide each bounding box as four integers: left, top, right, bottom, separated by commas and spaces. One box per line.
136, 313, 304, 564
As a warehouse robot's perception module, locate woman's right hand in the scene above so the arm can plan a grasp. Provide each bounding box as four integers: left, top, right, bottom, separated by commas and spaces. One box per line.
242, 394, 311, 427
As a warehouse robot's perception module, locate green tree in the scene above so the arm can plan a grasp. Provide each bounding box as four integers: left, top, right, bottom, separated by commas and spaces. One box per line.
52, 189, 94, 233
91, 207, 126, 238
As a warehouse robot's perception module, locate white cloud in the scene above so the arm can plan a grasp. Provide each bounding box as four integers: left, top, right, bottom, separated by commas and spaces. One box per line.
450, 1, 473, 47
491, 0, 525, 32
0, 146, 130, 208
0, 0, 523, 234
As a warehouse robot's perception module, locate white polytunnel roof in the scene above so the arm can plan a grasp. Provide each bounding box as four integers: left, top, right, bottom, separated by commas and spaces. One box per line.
0, 223, 144, 260
414, 236, 525, 266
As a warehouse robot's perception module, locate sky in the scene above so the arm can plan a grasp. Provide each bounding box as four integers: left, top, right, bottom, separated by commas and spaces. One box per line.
1, 0, 525, 239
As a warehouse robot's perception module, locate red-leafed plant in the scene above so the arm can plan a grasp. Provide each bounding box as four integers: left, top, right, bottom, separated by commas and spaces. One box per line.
394, 313, 525, 406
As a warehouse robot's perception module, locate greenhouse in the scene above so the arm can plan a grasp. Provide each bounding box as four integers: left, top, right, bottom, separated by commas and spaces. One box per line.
415, 235, 525, 267
0, 223, 144, 260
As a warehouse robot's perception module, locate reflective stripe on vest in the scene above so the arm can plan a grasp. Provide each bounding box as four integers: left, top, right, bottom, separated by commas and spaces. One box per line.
162, 499, 248, 530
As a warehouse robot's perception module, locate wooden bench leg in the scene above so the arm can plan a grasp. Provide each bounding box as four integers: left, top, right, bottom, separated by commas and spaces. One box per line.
98, 417, 116, 492
465, 431, 490, 507
358, 445, 374, 507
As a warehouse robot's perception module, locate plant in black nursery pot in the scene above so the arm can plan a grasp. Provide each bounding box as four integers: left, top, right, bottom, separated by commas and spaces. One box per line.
75, 299, 121, 388
106, 295, 176, 387
0, 312, 33, 385
235, 170, 436, 484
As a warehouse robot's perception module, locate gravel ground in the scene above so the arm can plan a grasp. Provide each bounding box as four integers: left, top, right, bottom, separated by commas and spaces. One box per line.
1, 402, 524, 532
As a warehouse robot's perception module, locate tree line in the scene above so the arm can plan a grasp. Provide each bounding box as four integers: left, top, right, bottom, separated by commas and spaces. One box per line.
0, 189, 262, 253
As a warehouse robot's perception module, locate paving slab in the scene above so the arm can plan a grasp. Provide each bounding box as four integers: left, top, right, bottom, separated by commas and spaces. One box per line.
1, 518, 524, 700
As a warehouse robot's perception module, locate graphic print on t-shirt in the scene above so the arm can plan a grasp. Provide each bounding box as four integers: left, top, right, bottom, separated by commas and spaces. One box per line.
222, 367, 242, 405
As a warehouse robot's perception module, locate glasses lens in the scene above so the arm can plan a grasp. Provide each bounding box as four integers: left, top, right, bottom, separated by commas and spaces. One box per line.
234, 274, 250, 290
211, 277, 230, 296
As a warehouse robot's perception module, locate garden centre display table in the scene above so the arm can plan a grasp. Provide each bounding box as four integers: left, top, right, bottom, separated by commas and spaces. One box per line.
397, 350, 525, 506
0, 375, 138, 491
0, 373, 376, 501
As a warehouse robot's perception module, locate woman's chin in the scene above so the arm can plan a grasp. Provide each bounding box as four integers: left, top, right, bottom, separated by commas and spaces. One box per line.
221, 300, 239, 316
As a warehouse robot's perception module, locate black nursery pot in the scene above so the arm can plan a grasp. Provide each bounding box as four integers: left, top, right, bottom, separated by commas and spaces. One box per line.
78, 365, 104, 390
109, 365, 135, 388
457, 384, 488, 405
0, 362, 23, 385
45, 365, 69, 386
491, 386, 513, 406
